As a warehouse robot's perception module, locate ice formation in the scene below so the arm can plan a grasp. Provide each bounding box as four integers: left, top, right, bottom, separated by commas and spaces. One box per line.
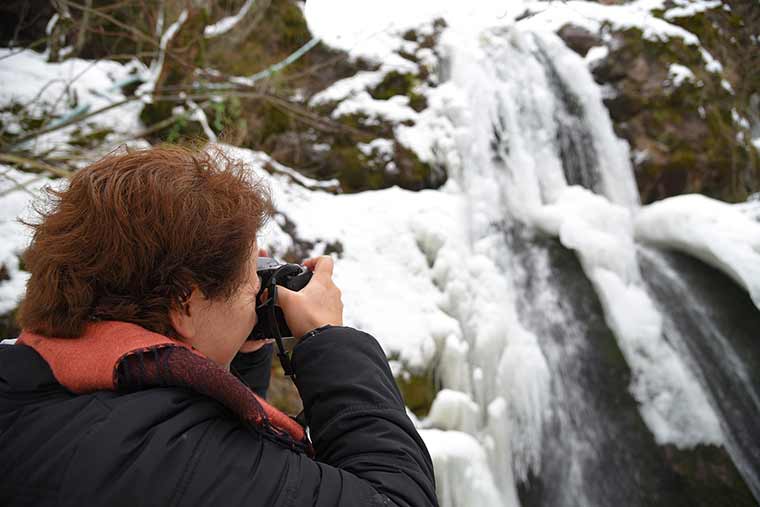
636, 194, 760, 310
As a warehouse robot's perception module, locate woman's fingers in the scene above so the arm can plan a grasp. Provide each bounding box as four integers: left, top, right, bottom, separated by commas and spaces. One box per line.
304, 255, 334, 278
277, 258, 343, 339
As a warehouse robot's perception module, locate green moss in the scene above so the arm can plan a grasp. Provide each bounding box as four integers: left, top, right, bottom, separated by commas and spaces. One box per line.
329, 145, 382, 191
594, 19, 759, 203
666, 11, 721, 52
209, 97, 241, 134
0, 103, 50, 145
244, 101, 294, 146
408, 93, 428, 112
139, 101, 174, 129
16, 255, 26, 273
402, 29, 419, 43
199, 1, 445, 193
208, 0, 312, 78
369, 71, 428, 112
371, 71, 415, 100
267, 359, 303, 415
393, 144, 445, 191
316, 139, 445, 193
139, 102, 205, 144
395, 367, 436, 417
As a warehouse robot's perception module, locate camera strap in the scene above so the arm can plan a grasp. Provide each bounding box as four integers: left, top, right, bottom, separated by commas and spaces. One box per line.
264, 271, 295, 377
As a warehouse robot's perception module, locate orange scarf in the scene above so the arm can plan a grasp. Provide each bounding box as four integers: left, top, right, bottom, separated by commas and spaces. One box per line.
18, 321, 312, 456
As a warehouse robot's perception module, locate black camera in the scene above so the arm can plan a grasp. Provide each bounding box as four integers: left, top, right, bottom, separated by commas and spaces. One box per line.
248, 257, 312, 341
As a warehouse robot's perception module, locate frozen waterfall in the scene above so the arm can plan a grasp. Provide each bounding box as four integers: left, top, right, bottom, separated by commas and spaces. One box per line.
421, 22, 759, 506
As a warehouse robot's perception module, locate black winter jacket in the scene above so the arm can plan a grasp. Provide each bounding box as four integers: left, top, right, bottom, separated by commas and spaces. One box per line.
0, 326, 437, 506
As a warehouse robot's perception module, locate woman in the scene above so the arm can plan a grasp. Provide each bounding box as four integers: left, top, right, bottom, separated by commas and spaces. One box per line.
0, 145, 437, 506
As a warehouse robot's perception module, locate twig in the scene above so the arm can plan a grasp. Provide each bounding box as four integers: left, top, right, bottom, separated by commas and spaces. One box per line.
62, 0, 196, 75
0, 153, 73, 179
62, 0, 159, 50
43, 57, 105, 132
5, 97, 133, 149
0, 173, 48, 198
20, 78, 68, 111
262, 93, 374, 141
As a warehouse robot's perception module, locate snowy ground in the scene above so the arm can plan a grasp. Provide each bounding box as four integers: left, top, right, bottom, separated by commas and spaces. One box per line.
0, 48, 144, 158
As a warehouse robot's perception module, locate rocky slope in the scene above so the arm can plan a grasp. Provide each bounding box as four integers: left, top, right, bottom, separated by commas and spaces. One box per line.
559, 0, 759, 203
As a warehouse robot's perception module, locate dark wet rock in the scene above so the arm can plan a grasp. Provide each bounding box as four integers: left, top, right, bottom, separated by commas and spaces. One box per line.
558, 24, 601, 57
507, 228, 755, 507
639, 246, 760, 499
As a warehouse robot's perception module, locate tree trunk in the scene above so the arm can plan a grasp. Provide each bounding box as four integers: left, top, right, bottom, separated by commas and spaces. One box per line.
72, 0, 92, 57
47, 0, 72, 63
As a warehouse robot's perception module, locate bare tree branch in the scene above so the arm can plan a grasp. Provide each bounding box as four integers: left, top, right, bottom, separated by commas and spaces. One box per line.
4, 97, 133, 149
0, 153, 72, 179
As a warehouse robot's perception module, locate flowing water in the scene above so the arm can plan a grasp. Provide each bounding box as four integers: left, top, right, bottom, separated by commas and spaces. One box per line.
431, 23, 759, 506
639, 247, 760, 500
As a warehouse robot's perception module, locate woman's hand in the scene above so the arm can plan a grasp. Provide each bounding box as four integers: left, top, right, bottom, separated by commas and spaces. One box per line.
277, 256, 343, 339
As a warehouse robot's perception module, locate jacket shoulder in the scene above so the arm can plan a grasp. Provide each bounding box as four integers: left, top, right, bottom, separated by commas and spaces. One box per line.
1, 344, 242, 507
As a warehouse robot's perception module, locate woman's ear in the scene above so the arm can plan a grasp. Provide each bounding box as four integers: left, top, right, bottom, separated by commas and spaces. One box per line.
169, 289, 198, 341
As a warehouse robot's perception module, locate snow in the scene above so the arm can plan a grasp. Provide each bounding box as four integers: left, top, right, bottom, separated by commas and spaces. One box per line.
664, 0, 722, 20
667, 63, 695, 87
331, 91, 417, 123
186, 98, 218, 142
517, 0, 700, 46
419, 429, 504, 507
395, 82, 462, 165
732, 109, 750, 130
244, 150, 340, 191
0, 48, 143, 155
224, 146, 465, 370
0, 166, 57, 315
306, 24, 460, 170
737, 196, 760, 222
357, 138, 394, 158
306, 0, 705, 50
636, 194, 760, 311
45, 14, 59, 36
424, 389, 481, 434
309, 70, 387, 106
700, 47, 723, 73
0, 50, 133, 120
137, 10, 188, 97
204, 0, 256, 37
585, 45, 609, 66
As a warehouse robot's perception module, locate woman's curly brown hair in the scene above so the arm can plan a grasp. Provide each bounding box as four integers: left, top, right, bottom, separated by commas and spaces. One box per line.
17, 144, 274, 339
